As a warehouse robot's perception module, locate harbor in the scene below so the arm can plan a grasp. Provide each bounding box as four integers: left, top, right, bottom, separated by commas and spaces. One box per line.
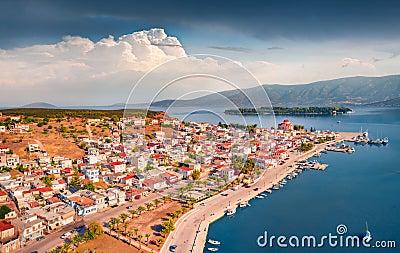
160, 132, 359, 253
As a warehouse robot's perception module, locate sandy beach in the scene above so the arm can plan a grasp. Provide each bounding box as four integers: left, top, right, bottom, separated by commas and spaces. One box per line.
160, 131, 359, 253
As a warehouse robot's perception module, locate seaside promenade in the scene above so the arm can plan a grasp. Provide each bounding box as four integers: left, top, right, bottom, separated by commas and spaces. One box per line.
160, 132, 358, 253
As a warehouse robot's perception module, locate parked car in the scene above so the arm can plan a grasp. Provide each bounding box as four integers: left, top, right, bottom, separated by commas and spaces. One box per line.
170, 245, 177, 252
61, 232, 72, 239
36, 236, 45, 241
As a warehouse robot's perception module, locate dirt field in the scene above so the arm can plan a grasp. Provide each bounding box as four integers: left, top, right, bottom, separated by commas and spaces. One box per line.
74, 234, 148, 253
0, 117, 113, 160
123, 200, 185, 251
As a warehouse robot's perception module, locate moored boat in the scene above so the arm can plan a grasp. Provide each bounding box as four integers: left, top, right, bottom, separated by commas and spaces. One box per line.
208, 239, 221, 245
225, 208, 236, 216
208, 247, 219, 252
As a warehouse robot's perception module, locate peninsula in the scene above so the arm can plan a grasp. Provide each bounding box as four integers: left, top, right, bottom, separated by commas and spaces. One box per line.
225, 106, 353, 115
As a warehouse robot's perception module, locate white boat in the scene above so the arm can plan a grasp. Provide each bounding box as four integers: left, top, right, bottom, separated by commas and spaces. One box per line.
208, 248, 219, 252
239, 202, 247, 208
261, 193, 267, 197
364, 222, 372, 243
256, 195, 264, 199
225, 208, 236, 216
272, 185, 280, 190
208, 239, 221, 245
265, 189, 272, 194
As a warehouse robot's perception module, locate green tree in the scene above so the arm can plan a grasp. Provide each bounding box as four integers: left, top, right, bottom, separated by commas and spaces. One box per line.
41, 176, 53, 187
137, 234, 143, 249
243, 158, 255, 174
0, 205, 12, 219
145, 203, 153, 211
156, 238, 163, 246
191, 169, 201, 180
82, 182, 95, 191
68, 166, 82, 189
137, 205, 145, 214
123, 223, 128, 234
120, 213, 128, 224
145, 233, 150, 244
153, 198, 162, 207
84, 222, 103, 241
127, 230, 133, 245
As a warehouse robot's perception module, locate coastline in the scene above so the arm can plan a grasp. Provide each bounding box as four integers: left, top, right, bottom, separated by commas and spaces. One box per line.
160, 131, 359, 253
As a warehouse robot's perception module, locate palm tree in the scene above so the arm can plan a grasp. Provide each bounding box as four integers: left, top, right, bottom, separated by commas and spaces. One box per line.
134, 228, 139, 238
126, 230, 133, 245
115, 227, 121, 239
137, 205, 146, 214
181, 207, 187, 214
153, 198, 162, 207
119, 213, 128, 224
123, 223, 128, 234
145, 233, 151, 244
61, 243, 70, 253
137, 234, 143, 249
71, 234, 82, 245
174, 209, 181, 217
156, 238, 163, 247
129, 209, 138, 218
145, 202, 153, 211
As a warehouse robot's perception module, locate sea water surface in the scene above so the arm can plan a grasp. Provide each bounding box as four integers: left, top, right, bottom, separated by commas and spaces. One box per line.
155, 106, 400, 252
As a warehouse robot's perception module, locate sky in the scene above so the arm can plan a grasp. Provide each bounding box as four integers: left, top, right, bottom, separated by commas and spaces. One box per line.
1, 0, 400, 106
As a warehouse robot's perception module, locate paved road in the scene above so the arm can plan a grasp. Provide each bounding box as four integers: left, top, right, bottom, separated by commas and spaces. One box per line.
161, 132, 358, 253
16, 193, 160, 253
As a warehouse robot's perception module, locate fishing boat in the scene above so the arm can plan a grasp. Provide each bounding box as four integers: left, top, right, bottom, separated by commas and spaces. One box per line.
225, 208, 236, 216
347, 147, 355, 153
239, 202, 247, 208
208, 248, 219, 252
208, 239, 221, 245
364, 222, 372, 243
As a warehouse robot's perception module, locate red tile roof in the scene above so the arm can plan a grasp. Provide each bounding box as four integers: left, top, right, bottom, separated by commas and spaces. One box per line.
110, 161, 124, 166
180, 166, 193, 172
0, 221, 14, 231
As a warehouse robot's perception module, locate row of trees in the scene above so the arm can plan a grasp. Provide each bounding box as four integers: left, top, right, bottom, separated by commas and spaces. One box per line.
48, 222, 103, 253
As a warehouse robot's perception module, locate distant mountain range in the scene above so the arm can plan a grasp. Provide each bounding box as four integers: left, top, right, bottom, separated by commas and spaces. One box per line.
9, 75, 400, 110
22, 102, 58, 108
150, 75, 400, 107
365, 97, 400, 107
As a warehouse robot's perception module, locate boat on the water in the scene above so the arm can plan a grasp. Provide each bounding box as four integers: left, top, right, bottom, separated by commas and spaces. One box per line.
265, 189, 272, 194
225, 208, 236, 216
382, 137, 389, 145
256, 195, 264, 199
208, 247, 219, 252
272, 184, 280, 190
363, 222, 372, 243
208, 239, 221, 245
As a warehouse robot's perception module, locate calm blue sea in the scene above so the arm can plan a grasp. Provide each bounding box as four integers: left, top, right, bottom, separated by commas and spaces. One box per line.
156, 106, 400, 253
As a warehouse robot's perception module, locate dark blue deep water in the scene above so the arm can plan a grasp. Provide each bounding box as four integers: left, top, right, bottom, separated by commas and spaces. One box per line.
160, 106, 400, 252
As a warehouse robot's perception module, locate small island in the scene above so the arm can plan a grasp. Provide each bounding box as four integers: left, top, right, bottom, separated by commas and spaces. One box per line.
224, 106, 352, 115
